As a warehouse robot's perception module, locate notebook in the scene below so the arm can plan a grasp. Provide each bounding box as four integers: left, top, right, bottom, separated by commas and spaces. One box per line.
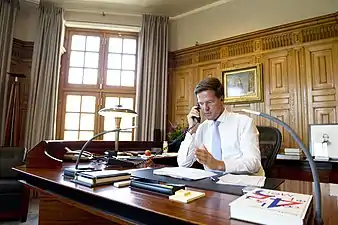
73, 170, 130, 187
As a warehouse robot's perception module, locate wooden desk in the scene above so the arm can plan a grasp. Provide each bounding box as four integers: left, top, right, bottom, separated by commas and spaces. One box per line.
14, 165, 338, 225
15, 141, 338, 225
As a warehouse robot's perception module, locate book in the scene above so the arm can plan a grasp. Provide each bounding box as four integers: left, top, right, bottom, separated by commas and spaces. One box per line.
169, 189, 205, 203
229, 188, 312, 225
73, 170, 130, 187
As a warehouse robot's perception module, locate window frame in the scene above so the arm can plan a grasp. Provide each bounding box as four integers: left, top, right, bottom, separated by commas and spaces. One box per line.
56, 27, 138, 141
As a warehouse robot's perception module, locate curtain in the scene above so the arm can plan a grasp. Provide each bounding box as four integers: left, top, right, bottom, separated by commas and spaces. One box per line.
24, 3, 64, 150
0, 0, 19, 145
135, 15, 169, 141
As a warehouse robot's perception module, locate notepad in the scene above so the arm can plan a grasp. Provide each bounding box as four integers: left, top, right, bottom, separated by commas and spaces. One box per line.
169, 189, 205, 203
153, 167, 216, 180
217, 174, 266, 187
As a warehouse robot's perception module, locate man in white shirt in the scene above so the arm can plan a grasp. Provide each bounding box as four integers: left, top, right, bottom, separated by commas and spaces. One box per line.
177, 77, 264, 176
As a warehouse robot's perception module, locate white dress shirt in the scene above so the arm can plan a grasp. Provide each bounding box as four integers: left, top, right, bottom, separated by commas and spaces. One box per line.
177, 109, 265, 176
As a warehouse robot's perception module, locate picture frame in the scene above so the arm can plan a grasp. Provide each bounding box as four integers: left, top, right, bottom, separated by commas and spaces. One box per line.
221, 64, 263, 104
309, 124, 338, 159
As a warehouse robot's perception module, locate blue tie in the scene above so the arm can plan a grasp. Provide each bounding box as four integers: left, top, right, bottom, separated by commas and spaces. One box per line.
211, 121, 222, 160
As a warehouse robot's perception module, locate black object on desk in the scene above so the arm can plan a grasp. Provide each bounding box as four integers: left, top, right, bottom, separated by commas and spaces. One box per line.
131, 168, 284, 196
130, 178, 185, 196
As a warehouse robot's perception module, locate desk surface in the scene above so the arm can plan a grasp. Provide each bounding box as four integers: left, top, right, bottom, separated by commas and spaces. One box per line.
14, 164, 338, 225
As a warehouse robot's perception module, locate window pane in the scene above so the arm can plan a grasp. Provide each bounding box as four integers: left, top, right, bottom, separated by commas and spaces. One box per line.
70, 51, 84, 67
108, 54, 121, 69
83, 69, 98, 85
120, 97, 133, 109
109, 37, 122, 53
86, 36, 100, 52
81, 96, 96, 113
80, 113, 95, 130
68, 68, 83, 84
119, 132, 132, 141
64, 131, 78, 140
66, 95, 81, 112
71, 35, 86, 51
103, 133, 115, 141
85, 52, 99, 68
104, 117, 116, 130
79, 131, 94, 140
65, 113, 80, 129
122, 55, 135, 70
123, 39, 136, 54
105, 97, 119, 108
120, 118, 133, 129
121, 71, 135, 87
106, 70, 120, 86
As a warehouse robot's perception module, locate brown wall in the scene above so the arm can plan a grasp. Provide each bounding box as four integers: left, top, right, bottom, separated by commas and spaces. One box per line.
9, 38, 34, 146
168, 12, 338, 149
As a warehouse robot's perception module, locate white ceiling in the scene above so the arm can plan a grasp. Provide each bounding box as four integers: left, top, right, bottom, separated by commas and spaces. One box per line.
31, 0, 223, 17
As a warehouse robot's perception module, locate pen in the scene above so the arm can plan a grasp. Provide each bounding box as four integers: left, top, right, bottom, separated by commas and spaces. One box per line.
209, 176, 219, 182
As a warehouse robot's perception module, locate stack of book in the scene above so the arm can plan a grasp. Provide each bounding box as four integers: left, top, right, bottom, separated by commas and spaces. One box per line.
72, 170, 130, 187
277, 148, 302, 160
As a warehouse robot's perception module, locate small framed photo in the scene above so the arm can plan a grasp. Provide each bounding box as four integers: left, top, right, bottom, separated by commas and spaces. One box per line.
309, 124, 338, 158
221, 64, 263, 104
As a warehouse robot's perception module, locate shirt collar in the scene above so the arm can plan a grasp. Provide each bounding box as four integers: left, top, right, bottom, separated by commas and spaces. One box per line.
207, 108, 228, 125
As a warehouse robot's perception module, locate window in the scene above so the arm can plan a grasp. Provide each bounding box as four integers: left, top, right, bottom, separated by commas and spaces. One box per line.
56, 28, 138, 141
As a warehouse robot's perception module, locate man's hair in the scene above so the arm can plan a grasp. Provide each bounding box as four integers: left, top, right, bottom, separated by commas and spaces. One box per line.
194, 77, 224, 99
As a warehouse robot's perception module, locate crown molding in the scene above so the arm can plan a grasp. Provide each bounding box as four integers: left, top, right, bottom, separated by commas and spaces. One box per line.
170, 0, 235, 20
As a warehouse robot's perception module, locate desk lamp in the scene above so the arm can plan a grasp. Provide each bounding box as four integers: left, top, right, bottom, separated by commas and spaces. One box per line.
63, 105, 137, 177
98, 105, 137, 152
241, 109, 323, 225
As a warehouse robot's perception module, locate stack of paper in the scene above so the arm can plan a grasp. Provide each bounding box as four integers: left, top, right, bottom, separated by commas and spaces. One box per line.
217, 174, 266, 187
153, 167, 216, 180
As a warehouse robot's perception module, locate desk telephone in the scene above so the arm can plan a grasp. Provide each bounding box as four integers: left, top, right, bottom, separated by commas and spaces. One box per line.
104, 150, 142, 168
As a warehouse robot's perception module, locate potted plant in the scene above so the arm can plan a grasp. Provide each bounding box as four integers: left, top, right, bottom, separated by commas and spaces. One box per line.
167, 121, 186, 152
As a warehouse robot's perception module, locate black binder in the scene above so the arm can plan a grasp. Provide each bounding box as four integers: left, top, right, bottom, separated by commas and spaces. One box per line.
131, 168, 284, 196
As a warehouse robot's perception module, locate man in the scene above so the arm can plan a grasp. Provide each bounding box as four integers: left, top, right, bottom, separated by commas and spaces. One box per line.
177, 77, 264, 176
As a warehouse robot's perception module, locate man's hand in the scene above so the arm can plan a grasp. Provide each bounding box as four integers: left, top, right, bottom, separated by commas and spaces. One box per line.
195, 145, 225, 171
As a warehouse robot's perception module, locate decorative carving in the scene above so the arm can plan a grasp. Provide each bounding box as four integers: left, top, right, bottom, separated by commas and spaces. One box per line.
253, 39, 262, 52
302, 23, 338, 43
174, 54, 194, 67
254, 55, 262, 64
220, 46, 228, 58
198, 48, 220, 62
262, 33, 293, 50
228, 40, 254, 57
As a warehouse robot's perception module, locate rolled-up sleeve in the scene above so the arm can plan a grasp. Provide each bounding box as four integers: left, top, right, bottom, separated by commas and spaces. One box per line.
223, 118, 262, 174
177, 132, 197, 167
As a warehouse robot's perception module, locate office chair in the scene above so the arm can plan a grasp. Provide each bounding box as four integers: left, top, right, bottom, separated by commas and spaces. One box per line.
0, 147, 30, 222
256, 126, 282, 177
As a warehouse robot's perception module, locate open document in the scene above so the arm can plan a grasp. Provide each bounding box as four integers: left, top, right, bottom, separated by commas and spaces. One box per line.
153, 167, 216, 180
217, 174, 266, 187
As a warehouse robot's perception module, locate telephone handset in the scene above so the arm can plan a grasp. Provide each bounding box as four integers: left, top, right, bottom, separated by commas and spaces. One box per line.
191, 104, 201, 123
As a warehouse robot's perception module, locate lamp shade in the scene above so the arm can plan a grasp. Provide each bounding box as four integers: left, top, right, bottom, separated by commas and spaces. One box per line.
98, 105, 137, 118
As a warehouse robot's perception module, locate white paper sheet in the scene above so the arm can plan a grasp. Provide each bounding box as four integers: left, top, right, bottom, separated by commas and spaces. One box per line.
217, 174, 266, 187
153, 167, 217, 180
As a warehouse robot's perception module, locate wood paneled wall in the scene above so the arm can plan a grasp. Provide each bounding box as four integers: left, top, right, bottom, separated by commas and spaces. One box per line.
10, 38, 34, 146
168, 12, 338, 149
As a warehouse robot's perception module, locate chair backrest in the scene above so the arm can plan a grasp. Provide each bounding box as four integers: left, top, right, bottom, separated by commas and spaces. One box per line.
256, 126, 282, 173
0, 147, 27, 179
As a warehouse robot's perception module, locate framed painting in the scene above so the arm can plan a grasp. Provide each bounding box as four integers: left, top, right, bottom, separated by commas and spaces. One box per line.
221, 64, 263, 104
